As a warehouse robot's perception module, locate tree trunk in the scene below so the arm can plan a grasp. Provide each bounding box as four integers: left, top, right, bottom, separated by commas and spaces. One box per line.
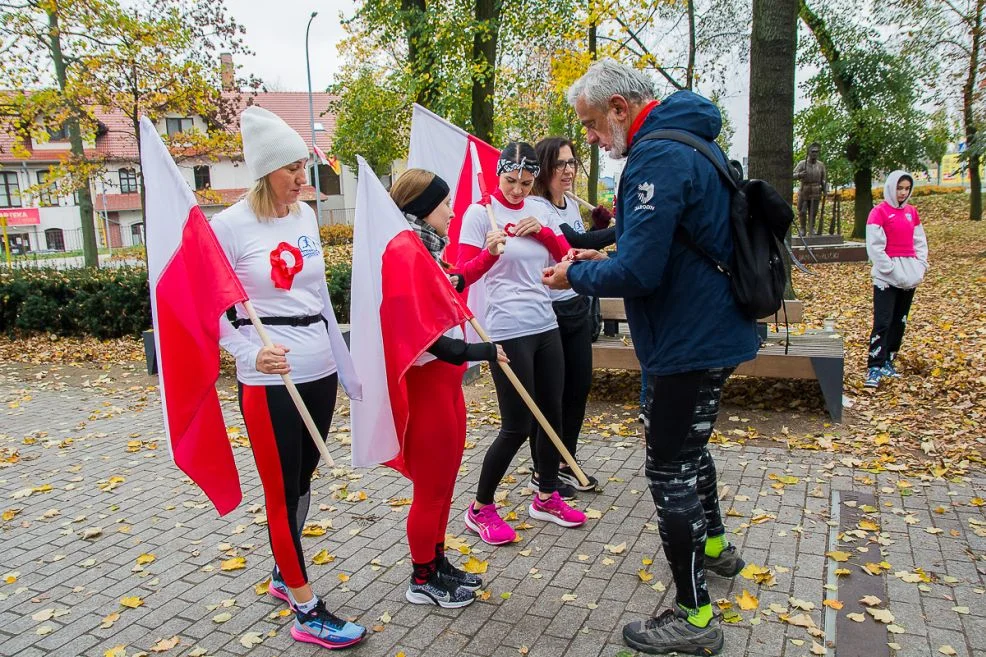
402, 0, 438, 109
964, 0, 984, 221
686, 0, 696, 90
750, 0, 798, 298
48, 10, 99, 268
587, 20, 598, 205
852, 166, 872, 239
471, 0, 500, 143
748, 0, 797, 201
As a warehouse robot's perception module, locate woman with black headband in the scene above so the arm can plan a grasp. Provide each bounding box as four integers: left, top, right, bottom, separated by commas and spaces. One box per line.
457, 142, 587, 546
389, 168, 509, 608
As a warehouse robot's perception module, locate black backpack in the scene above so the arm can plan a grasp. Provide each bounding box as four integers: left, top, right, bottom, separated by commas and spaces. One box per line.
635, 129, 794, 320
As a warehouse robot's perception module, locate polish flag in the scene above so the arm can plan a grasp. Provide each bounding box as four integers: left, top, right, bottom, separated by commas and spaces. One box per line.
140, 117, 247, 516
350, 156, 474, 470
407, 104, 499, 343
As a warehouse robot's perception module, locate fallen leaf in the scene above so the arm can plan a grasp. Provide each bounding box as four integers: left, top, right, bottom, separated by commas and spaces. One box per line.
239, 632, 263, 648
810, 641, 826, 655
149, 636, 180, 652
789, 597, 815, 611
337, 574, 350, 582
104, 646, 126, 657
736, 590, 759, 611
603, 542, 627, 554
584, 508, 603, 519
638, 569, 653, 583
462, 556, 488, 574
100, 612, 121, 628
135, 554, 155, 566
952, 606, 970, 615
867, 607, 895, 623
846, 612, 865, 622
36, 625, 53, 636
561, 593, 577, 602
254, 578, 271, 595
939, 646, 957, 656
860, 595, 883, 606
311, 550, 336, 565
822, 599, 843, 610
212, 612, 232, 623
825, 550, 851, 562
119, 596, 144, 609
220, 557, 246, 571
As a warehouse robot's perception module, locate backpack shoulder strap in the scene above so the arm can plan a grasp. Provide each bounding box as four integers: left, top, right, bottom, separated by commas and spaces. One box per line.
635, 129, 740, 192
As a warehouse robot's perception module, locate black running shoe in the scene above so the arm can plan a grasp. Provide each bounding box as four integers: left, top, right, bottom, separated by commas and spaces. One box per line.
530, 472, 577, 500
705, 545, 745, 578
622, 608, 723, 655
438, 555, 483, 590
405, 571, 476, 608
558, 465, 599, 491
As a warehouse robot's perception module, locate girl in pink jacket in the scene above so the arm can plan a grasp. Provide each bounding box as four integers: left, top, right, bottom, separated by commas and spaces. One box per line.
864, 170, 929, 388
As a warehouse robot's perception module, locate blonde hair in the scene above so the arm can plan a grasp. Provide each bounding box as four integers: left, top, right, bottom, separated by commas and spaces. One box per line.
390, 168, 436, 209
246, 175, 300, 221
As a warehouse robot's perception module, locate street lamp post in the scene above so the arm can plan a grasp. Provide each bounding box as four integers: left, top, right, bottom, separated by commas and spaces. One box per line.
305, 11, 323, 225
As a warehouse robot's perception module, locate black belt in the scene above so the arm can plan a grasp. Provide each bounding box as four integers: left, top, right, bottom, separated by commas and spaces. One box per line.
226, 309, 327, 330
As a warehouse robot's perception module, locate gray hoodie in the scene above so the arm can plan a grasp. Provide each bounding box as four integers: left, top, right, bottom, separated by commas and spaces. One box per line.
865, 170, 929, 290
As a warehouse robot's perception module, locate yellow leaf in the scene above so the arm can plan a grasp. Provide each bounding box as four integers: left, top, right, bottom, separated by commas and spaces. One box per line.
254, 577, 271, 595
119, 596, 144, 609
150, 636, 180, 652
736, 590, 759, 611
857, 519, 879, 531
846, 612, 865, 622
135, 554, 155, 566
939, 646, 957, 656
462, 556, 489, 574
100, 612, 121, 629
834, 568, 851, 576
604, 542, 627, 554
1, 509, 19, 522
863, 562, 886, 576
867, 607, 895, 624
301, 524, 326, 537
638, 569, 654, 582
825, 550, 851, 562
337, 573, 350, 582
970, 497, 985, 507
641, 557, 653, 566
584, 508, 603, 519
104, 646, 127, 657
822, 599, 843, 610
312, 550, 336, 565
388, 497, 412, 507
859, 595, 882, 606
220, 557, 246, 571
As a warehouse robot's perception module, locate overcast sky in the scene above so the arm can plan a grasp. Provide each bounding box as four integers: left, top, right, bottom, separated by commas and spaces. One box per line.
232, 3, 809, 165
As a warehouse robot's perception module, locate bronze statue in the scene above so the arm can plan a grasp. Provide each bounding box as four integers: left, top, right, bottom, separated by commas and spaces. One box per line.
794, 142, 827, 235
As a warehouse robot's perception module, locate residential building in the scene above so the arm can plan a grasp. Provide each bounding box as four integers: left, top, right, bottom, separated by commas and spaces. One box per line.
0, 92, 355, 255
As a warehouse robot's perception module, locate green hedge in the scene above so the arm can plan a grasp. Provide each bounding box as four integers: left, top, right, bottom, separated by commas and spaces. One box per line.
0, 263, 353, 339
0, 267, 151, 339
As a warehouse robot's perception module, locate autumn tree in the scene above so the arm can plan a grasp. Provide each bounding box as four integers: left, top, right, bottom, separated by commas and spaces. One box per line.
799, 0, 930, 238
880, 0, 985, 221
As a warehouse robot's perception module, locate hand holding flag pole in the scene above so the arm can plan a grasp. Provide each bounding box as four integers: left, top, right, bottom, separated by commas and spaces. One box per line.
466, 317, 590, 488
242, 299, 336, 468
469, 142, 504, 256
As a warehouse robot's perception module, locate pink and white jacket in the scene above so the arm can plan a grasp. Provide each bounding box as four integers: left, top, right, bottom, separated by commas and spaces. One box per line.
865, 170, 929, 290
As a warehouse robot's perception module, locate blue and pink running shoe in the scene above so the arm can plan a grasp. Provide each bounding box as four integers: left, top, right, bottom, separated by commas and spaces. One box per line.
290, 599, 366, 650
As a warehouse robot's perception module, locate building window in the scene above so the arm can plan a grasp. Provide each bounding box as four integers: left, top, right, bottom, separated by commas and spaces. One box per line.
45, 228, 65, 251
37, 170, 56, 207
193, 165, 211, 190
130, 222, 144, 245
119, 168, 139, 194
0, 171, 21, 208
165, 117, 194, 136
47, 125, 69, 141
310, 165, 341, 196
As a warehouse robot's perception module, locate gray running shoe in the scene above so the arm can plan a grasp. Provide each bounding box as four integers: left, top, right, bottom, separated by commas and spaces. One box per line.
622, 608, 723, 655
405, 572, 475, 609
705, 544, 745, 578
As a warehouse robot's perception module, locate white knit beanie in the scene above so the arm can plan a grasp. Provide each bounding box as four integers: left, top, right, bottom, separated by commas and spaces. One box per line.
240, 106, 309, 181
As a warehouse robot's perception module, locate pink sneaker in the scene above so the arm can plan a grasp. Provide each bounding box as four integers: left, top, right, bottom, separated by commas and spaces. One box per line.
529, 491, 587, 528
464, 503, 517, 545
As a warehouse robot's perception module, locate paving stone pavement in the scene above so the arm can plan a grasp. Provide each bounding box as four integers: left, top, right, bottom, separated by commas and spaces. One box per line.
1, 372, 984, 657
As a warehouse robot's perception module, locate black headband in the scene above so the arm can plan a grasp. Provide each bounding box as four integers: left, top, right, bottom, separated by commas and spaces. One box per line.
400, 175, 450, 219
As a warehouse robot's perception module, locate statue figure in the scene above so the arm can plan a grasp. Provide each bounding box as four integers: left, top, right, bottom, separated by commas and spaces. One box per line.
794, 142, 827, 235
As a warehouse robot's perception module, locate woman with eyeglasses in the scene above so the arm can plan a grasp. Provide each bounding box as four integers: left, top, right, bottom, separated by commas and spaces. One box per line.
458, 141, 587, 546
525, 137, 617, 498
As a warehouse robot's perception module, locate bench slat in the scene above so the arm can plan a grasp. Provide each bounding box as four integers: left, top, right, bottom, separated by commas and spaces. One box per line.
598, 298, 805, 323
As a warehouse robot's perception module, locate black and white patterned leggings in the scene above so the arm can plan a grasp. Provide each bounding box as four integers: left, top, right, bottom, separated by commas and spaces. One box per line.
643, 367, 733, 610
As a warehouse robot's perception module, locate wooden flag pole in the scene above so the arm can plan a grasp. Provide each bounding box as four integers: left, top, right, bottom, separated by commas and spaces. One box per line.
469, 142, 504, 255
243, 299, 336, 468
467, 317, 590, 488
565, 191, 596, 211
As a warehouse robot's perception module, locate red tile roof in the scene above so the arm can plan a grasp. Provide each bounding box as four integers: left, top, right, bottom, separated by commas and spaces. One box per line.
0, 92, 338, 164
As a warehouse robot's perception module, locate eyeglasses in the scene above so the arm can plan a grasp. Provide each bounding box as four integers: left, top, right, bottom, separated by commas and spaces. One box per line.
553, 158, 578, 172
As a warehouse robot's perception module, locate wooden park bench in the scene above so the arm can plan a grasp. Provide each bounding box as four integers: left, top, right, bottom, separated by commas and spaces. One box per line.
592, 298, 844, 421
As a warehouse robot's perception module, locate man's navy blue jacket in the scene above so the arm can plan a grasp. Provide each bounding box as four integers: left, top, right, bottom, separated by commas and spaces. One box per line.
568, 90, 758, 376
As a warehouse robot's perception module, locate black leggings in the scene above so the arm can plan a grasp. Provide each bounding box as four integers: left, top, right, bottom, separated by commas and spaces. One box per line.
868, 285, 915, 368
476, 328, 564, 504
238, 374, 337, 588
529, 295, 593, 468
644, 367, 732, 609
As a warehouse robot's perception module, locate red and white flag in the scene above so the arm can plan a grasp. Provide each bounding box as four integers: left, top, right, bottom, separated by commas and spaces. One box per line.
350, 156, 473, 470
140, 117, 247, 516
407, 104, 499, 343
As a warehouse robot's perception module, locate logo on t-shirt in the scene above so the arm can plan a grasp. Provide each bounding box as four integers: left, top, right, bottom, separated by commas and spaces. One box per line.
297, 235, 321, 258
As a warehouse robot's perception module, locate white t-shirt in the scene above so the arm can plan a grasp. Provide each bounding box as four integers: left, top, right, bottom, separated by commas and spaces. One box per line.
212, 200, 338, 385
459, 197, 558, 342
527, 196, 582, 303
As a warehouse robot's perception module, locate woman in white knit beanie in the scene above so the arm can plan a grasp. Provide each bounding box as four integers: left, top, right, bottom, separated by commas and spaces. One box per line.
211, 105, 366, 650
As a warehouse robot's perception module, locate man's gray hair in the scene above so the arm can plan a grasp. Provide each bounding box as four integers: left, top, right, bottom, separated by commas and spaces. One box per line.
566, 59, 656, 109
